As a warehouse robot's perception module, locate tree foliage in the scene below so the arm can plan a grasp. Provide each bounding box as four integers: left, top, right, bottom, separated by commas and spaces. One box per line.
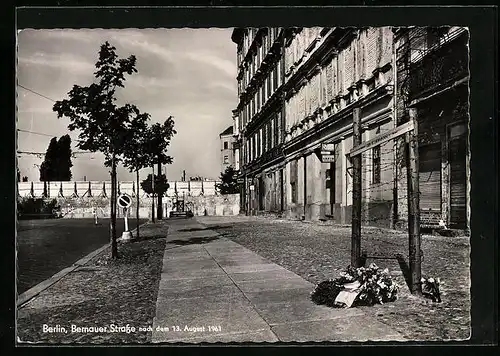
143, 117, 177, 166
140, 173, 170, 196
39, 135, 73, 181
216, 166, 240, 194
52, 41, 140, 166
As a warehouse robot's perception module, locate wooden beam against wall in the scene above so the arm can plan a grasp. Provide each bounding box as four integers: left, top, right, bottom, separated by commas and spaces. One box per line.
351, 107, 362, 268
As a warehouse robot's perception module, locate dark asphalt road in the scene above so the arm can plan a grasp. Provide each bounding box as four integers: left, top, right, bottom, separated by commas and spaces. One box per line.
17, 218, 147, 294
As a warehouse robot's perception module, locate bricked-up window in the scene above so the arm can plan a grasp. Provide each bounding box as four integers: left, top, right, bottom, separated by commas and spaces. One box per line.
372, 146, 381, 183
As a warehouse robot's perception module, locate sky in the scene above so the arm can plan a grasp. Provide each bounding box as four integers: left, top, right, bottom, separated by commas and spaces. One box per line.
16, 28, 237, 182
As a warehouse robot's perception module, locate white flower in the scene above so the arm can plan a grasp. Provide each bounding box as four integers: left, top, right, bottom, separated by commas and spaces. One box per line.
437, 278, 441, 284
421, 277, 426, 283
428, 278, 435, 283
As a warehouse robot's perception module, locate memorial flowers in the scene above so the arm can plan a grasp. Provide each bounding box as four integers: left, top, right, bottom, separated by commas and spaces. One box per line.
421, 277, 442, 302
311, 263, 399, 308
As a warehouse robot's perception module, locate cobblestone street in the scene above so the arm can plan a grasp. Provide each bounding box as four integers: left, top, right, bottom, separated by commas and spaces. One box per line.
202, 216, 471, 341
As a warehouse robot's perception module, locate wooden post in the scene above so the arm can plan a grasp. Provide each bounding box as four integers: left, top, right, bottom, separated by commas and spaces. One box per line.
351, 107, 362, 268
407, 108, 422, 295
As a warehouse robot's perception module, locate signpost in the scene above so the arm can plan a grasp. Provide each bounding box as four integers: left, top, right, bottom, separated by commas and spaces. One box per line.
118, 193, 133, 240
321, 154, 336, 163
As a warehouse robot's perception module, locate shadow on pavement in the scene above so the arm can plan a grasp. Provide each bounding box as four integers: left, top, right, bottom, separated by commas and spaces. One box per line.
395, 254, 412, 290
166, 236, 220, 246
177, 225, 232, 232
124, 234, 166, 243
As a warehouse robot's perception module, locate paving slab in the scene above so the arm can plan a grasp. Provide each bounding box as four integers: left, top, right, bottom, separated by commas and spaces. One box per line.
158, 275, 234, 291
271, 315, 406, 342
162, 259, 220, 272
254, 300, 365, 326
152, 296, 271, 343
236, 277, 314, 293
244, 287, 314, 305
229, 269, 309, 282
156, 283, 243, 301
159, 269, 227, 281
167, 230, 220, 240
165, 328, 279, 343
223, 263, 287, 275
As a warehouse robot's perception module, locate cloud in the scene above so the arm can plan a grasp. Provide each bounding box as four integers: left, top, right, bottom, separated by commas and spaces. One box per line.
18, 52, 94, 74
184, 51, 236, 78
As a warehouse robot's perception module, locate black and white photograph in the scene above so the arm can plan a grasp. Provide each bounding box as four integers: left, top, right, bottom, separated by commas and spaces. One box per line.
15, 21, 475, 344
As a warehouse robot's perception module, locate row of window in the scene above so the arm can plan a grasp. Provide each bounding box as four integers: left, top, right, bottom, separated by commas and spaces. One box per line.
238, 28, 281, 94
242, 112, 284, 165
284, 27, 322, 74
238, 58, 284, 132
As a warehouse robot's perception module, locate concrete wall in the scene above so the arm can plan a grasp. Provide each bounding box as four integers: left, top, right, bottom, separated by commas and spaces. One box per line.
51, 193, 240, 219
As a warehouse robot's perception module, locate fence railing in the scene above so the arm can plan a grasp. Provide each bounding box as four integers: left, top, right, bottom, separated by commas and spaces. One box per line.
17, 180, 221, 199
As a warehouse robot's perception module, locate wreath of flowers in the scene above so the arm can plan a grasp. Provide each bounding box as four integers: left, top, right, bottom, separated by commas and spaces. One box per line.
311, 263, 399, 308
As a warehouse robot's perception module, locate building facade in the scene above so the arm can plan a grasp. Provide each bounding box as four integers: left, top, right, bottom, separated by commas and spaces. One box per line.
232, 26, 469, 230
282, 27, 395, 225
219, 125, 235, 173
394, 26, 470, 231
232, 28, 288, 215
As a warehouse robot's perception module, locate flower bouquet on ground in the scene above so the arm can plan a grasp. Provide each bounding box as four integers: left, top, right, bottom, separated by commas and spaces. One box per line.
421, 277, 442, 302
311, 263, 399, 308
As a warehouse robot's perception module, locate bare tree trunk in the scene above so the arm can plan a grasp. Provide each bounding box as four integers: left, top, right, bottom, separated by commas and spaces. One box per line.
136, 167, 140, 239
157, 159, 163, 220
151, 165, 155, 223
110, 155, 118, 258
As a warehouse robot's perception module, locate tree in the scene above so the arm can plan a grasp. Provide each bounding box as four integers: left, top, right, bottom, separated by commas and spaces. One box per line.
39, 135, 73, 181
141, 173, 170, 201
57, 134, 73, 181
122, 111, 151, 238
39, 137, 58, 181
53, 41, 141, 259
216, 166, 240, 194
142, 118, 176, 220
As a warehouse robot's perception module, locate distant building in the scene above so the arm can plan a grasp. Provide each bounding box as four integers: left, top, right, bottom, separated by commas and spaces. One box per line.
219, 125, 235, 173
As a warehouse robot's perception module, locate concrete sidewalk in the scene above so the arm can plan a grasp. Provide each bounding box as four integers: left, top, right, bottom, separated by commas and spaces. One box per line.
151, 218, 406, 343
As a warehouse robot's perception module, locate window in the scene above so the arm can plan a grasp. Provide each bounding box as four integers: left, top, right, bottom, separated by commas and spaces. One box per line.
372, 146, 381, 184
267, 74, 272, 99
273, 66, 278, 89
270, 118, 275, 149
223, 141, 228, 150
223, 155, 229, 164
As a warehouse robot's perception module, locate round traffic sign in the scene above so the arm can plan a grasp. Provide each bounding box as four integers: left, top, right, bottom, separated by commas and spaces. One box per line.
117, 193, 132, 208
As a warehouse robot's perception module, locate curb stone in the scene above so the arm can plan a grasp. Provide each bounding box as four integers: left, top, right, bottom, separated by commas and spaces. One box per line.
16, 243, 110, 308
